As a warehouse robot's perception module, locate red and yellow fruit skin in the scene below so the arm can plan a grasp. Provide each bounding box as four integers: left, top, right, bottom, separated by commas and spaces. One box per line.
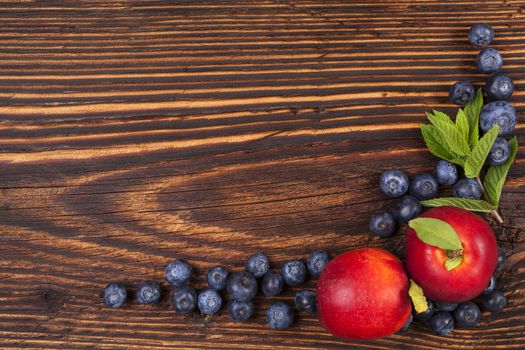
317, 248, 411, 340
406, 206, 498, 303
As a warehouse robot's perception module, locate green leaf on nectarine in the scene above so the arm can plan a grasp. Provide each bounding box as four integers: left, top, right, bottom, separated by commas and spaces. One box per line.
445, 256, 462, 271
408, 217, 463, 251
408, 280, 428, 314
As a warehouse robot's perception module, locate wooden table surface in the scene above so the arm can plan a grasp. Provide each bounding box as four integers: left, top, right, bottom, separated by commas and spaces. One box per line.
1, 0, 524, 349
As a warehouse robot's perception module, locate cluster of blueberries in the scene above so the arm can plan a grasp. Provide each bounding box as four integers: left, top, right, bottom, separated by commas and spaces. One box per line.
103, 251, 330, 330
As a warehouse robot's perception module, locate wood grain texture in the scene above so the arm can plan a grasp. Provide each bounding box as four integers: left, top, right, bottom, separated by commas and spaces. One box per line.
0, 0, 524, 348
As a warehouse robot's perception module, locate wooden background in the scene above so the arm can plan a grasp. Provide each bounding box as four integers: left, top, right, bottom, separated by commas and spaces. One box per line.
0, 0, 523, 349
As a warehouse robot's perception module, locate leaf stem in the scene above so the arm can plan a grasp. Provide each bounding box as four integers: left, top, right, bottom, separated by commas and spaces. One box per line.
476, 176, 504, 224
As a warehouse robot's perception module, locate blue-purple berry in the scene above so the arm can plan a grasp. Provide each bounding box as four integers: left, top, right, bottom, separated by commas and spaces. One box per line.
379, 170, 409, 198
468, 23, 494, 47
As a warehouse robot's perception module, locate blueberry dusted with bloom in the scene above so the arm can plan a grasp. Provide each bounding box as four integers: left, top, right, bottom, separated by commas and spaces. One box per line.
369, 211, 397, 238
409, 173, 439, 200
246, 252, 270, 278
198, 289, 222, 315
483, 275, 496, 295
435, 302, 458, 312
454, 302, 481, 328
482, 290, 507, 313
227, 272, 258, 302
449, 81, 475, 105
476, 48, 503, 74
497, 246, 505, 271
295, 290, 317, 314
267, 302, 294, 330
413, 300, 435, 322
480, 101, 517, 136
307, 250, 330, 277
486, 74, 514, 101
434, 160, 458, 186
261, 271, 284, 297
206, 265, 229, 291
453, 178, 482, 199
228, 300, 255, 322
468, 23, 494, 47
103, 282, 127, 309
172, 285, 197, 314
165, 259, 192, 286
488, 137, 510, 166
428, 311, 454, 336
281, 260, 307, 286
379, 170, 409, 198
136, 281, 161, 305
392, 195, 421, 225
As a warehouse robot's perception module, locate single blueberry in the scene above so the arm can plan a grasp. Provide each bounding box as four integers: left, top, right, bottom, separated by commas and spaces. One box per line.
103, 282, 127, 309
477, 48, 503, 74
228, 300, 255, 322
413, 300, 435, 322
488, 137, 510, 166
266, 302, 294, 330
295, 290, 317, 314
409, 173, 439, 200
379, 170, 409, 198
485, 74, 514, 101
246, 253, 270, 278
453, 178, 482, 199
428, 311, 454, 336
136, 281, 161, 305
482, 275, 497, 295
165, 259, 192, 286
435, 302, 458, 312
401, 314, 413, 332
307, 250, 330, 277
281, 260, 307, 286
392, 195, 421, 225
261, 271, 284, 297
434, 160, 458, 186
468, 23, 494, 47
482, 290, 507, 313
497, 246, 505, 271
172, 285, 197, 314
226, 272, 258, 302
449, 81, 475, 105
453, 302, 481, 328
369, 211, 397, 238
206, 265, 229, 291
198, 289, 222, 315
480, 101, 517, 136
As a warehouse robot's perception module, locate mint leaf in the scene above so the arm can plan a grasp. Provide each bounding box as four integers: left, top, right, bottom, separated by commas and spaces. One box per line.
484, 136, 518, 206
464, 88, 483, 148
421, 197, 495, 212
427, 114, 470, 157
429, 110, 455, 125
421, 124, 458, 162
445, 256, 462, 271
455, 108, 469, 142
408, 280, 428, 314
464, 124, 500, 178
408, 218, 463, 251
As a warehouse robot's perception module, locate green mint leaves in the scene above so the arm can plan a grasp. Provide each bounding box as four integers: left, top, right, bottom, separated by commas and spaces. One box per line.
484, 136, 519, 207
408, 280, 428, 314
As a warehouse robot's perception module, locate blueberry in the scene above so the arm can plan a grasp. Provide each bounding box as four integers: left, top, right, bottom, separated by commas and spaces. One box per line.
453, 302, 481, 328
453, 178, 482, 199
228, 300, 255, 322
281, 260, 307, 286
246, 253, 270, 278
197, 289, 222, 315
307, 250, 330, 277
266, 302, 294, 330
413, 300, 435, 322
369, 211, 397, 238
482, 290, 507, 313
434, 160, 458, 186
480, 101, 517, 136
497, 246, 505, 271
165, 259, 192, 286
261, 271, 284, 297
226, 272, 258, 302
488, 137, 510, 166
477, 48, 503, 74
468, 23, 494, 47
295, 290, 317, 314
483, 275, 496, 295
103, 282, 127, 309
379, 170, 409, 198
485, 74, 514, 101
136, 281, 161, 305
428, 311, 454, 336
392, 195, 421, 225
206, 265, 229, 291
172, 285, 197, 314
401, 314, 413, 332
409, 173, 439, 200
435, 302, 458, 312
449, 81, 475, 105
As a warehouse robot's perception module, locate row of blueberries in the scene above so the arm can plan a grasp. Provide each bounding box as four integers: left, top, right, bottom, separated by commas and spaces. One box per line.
103, 251, 330, 329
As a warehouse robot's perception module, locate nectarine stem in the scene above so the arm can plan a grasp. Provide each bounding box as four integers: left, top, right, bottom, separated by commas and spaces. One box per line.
476, 176, 504, 225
